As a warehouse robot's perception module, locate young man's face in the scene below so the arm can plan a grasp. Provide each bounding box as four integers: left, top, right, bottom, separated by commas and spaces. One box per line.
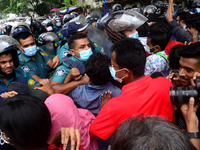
146, 37, 156, 53
111, 51, 127, 81
70, 38, 91, 58
19, 35, 36, 53
179, 57, 200, 87
0, 53, 14, 76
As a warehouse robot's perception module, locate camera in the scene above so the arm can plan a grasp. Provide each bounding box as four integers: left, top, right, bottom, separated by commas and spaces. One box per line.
170, 77, 200, 105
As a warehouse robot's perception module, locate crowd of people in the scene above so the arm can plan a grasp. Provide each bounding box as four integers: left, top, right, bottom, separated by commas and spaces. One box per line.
0, 0, 200, 149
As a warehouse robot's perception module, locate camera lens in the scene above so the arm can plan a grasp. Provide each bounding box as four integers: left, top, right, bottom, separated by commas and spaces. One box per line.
170, 86, 198, 105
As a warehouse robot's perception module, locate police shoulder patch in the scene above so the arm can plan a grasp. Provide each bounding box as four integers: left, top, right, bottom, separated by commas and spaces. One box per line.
22, 66, 30, 72
56, 69, 65, 76
40, 52, 48, 56
28, 79, 35, 85
94, 43, 97, 47
63, 51, 69, 57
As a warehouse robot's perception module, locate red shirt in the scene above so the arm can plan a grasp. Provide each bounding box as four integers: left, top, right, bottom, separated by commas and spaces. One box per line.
89, 75, 174, 140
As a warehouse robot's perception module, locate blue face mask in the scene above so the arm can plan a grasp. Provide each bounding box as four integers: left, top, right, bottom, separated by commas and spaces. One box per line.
129, 31, 139, 39
75, 48, 93, 62
24, 45, 37, 57
109, 66, 125, 83
56, 22, 61, 27
196, 8, 200, 13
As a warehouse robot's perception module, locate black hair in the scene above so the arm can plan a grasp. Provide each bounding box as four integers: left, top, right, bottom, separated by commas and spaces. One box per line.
176, 11, 191, 23
111, 38, 146, 79
111, 116, 197, 150
14, 32, 32, 43
68, 33, 88, 49
148, 22, 172, 50
180, 42, 200, 64
0, 94, 52, 149
137, 22, 149, 37
85, 53, 111, 85
169, 45, 185, 70
185, 14, 200, 32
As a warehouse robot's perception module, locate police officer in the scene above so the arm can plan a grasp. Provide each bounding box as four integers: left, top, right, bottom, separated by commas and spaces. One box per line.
12, 27, 59, 85
0, 35, 25, 101
53, 16, 63, 40
103, 10, 147, 58
63, 14, 72, 24
51, 33, 91, 93
57, 21, 102, 61
112, 4, 122, 12
86, 11, 102, 28
41, 19, 54, 32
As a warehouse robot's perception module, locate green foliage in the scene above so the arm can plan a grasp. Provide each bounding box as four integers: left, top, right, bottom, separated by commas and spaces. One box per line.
72, 0, 76, 5
0, 0, 81, 15
35, 2, 50, 16
2, 14, 8, 19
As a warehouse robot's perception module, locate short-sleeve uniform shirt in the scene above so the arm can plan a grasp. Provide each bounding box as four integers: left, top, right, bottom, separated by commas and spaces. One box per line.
51, 55, 84, 84
17, 48, 50, 84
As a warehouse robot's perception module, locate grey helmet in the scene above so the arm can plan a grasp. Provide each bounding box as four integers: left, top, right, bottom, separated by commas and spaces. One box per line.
10, 22, 31, 37
112, 4, 122, 12
0, 35, 20, 68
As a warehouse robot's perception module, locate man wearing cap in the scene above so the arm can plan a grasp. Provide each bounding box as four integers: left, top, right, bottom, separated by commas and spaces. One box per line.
57, 21, 102, 61
12, 27, 58, 85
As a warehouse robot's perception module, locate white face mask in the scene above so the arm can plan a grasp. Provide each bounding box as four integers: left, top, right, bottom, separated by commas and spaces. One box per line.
46, 26, 53, 31
144, 45, 157, 55
109, 66, 126, 83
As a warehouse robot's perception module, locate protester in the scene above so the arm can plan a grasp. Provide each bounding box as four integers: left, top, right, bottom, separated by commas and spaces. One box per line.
166, 0, 192, 43
111, 115, 198, 150
1, 2, 200, 150
145, 22, 171, 76
0, 94, 82, 150
89, 38, 174, 141
45, 94, 98, 150
67, 53, 122, 116
151, 44, 185, 78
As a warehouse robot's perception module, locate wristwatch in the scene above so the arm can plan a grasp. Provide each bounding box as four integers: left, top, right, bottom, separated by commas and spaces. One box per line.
186, 132, 200, 139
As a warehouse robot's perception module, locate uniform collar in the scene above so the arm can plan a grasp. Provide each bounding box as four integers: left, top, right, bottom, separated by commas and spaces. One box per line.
0, 69, 21, 87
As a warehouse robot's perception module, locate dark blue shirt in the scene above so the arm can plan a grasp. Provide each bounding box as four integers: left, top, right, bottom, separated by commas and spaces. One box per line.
68, 82, 122, 116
